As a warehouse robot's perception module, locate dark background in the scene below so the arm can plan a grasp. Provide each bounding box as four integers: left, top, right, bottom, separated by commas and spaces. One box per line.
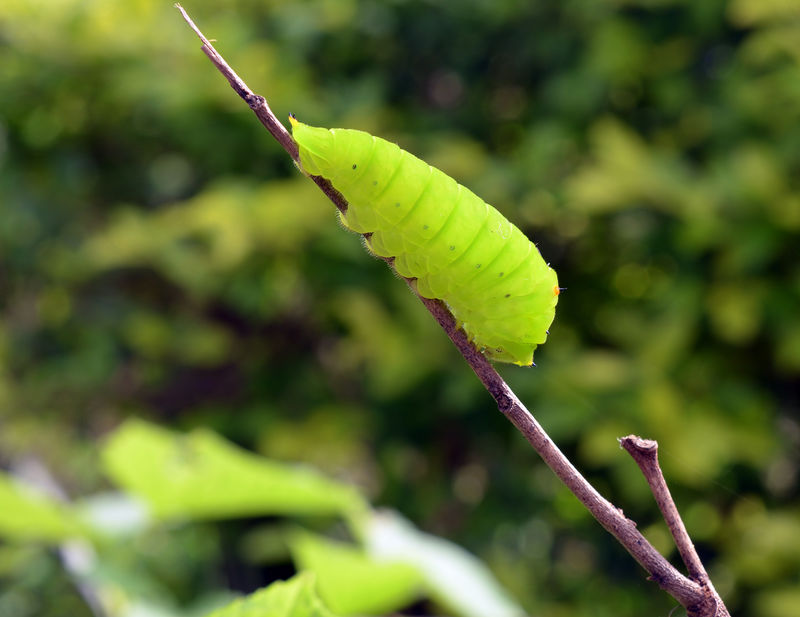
1, 0, 798, 615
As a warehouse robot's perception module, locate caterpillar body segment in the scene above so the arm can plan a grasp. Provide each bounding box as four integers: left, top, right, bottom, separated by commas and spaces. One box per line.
290, 118, 558, 366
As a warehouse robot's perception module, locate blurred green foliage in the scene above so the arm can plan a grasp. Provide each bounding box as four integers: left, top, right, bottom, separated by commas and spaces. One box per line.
0, 474, 87, 542
103, 419, 365, 519
206, 573, 335, 617
1, 0, 798, 616
289, 530, 422, 615
0, 419, 525, 617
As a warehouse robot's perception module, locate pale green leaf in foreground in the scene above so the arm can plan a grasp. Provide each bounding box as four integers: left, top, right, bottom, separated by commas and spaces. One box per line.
206, 572, 337, 617
102, 419, 365, 520
290, 530, 421, 616
0, 472, 86, 542
364, 510, 526, 617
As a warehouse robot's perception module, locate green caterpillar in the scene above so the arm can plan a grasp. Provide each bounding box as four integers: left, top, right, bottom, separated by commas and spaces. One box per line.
289, 117, 558, 366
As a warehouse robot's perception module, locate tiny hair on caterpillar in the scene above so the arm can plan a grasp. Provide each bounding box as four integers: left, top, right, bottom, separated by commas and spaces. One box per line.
289, 116, 559, 366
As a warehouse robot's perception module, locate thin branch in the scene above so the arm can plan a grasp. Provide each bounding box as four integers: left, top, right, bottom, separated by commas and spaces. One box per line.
175, 4, 295, 159
175, 3, 350, 214
176, 7, 729, 616
620, 436, 730, 616
619, 436, 707, 579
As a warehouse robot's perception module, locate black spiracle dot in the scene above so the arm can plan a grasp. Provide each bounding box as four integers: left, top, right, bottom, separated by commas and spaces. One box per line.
352, 164, 357, 169
372, 180, 377, 186
498, 272, 504, 277
423, 224, 429, 230
475, 264, 482, 269
449, 245, 455, 251
505, 294, 511, 298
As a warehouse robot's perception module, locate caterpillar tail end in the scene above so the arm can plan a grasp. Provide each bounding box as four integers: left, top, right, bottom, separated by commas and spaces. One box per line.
288, 119, 332, 177
288, 114, 315, 177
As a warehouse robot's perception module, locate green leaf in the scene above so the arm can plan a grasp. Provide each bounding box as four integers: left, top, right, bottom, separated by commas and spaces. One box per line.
102, 419, 365, 520
205, 572, 337, 617
289, 530, 421, 616
0, 473, 86, 542
364, 511, 526, 617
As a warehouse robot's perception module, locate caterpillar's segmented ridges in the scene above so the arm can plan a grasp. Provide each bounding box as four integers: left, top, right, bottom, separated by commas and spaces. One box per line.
336, 130, 379, 187
384, 164, 437, 273
396, 173, 468, 277
371, 151, 408, 204
426, 206, 507, 297
362, 155, 418, 257
337, 134, 380, 232
464, 244, 536, 301
414, 186, 491, 284
454, 228, 522, 295
421, 203, 490, 298
412, 183, 465, 278
395, 165, 439, 236
366, 157, 435, 259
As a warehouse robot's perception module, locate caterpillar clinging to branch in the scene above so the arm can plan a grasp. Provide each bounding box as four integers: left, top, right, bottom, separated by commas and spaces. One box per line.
289, 117, 559, 366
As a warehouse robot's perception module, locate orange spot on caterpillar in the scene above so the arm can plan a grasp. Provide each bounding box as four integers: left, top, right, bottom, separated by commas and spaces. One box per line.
553, 285, 561, 296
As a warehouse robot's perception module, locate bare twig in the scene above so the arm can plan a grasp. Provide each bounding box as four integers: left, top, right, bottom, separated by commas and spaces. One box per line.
175, 4, 296, 158
620, 436, 729, 616
176, 7, 729, 616
175, 3, 350, 214
619, 436, 707, 579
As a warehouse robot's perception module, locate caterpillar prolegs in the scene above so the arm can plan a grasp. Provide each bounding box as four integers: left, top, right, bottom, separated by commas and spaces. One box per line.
290, 118, 559, 366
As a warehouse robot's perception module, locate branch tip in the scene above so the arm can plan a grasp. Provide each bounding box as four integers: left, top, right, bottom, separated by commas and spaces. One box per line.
176, 4, 300, 161
619, 435, 658, 460
176, 3, 213, 48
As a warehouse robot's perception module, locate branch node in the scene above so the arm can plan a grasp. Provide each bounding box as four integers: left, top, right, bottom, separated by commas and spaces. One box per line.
490, 386, 514, 414
248, 93, 267, 110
